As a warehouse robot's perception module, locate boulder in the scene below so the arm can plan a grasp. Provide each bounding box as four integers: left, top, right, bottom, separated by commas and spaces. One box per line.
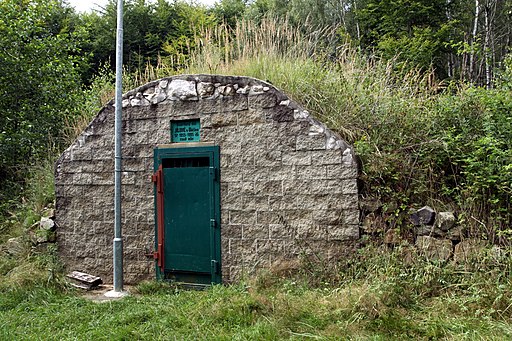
360, 197, 382, 213
415, 224, 434, 236
415, 235, 452, 261
410, 206, 436, 226
30, 229, 56, 244
415, 224, 447, 238
435, 212, 456, 231
453, 239, 487, 263
4, 237, 26, 256
446, 226, 463, 241
39, 217, 55, 231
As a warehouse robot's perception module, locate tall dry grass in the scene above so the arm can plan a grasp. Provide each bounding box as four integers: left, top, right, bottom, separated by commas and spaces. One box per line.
179, 17, 512, 235
170, 18, 437, 145
62, 16, 509, 235
68, 18, 443, 209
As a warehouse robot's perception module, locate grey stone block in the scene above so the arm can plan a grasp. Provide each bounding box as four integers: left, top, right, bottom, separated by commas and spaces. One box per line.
342, 210, 360, 225
411, 206, 436, 225
415, 236, 452, 261
295, 166, 327, 180
268, 195, 299, 210
269, 224, 296, 240
238, 110, 266, 125
248, 92, 277, 109
312, 210, 342, 225
282, 152, 312, 166
242, 195, 270, 211
223, 224, 243, 239
242, 224, 270, 239
297, 224, 327, 240
218, 94, 249, 112
253, 150, 282, 167
435, 211, 456, 231
327, 226, 359, 241
325, 165, 358, 179
230, 210, 257, 225
257, 211, 283, 225
254, 180, 283, 195
211, 112, 238, 127
296, 135, 326, 151
282, 179, 311, 195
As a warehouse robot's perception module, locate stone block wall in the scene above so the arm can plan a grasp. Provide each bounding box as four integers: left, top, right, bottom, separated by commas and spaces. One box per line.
55, 74, 359, 283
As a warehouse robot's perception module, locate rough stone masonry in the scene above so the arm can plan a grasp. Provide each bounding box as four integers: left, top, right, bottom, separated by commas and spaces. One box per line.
55, 74, 359, 283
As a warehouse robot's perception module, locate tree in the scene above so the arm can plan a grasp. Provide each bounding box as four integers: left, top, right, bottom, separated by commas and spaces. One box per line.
78, 0, 214, 76
0, 0, 83, 198
212, 0, 248, 27
356, 0, 456, 75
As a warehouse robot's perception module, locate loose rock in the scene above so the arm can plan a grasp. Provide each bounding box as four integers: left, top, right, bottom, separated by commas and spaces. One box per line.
453, 239, 487, 263
4, 237, 25, 256
39, 217, 55, 231
415, 235, 452, 261
446, 225, 463, 241
362, 213, 386, 234
384, 228, 402, 245
197, 82, 215, 98
360, 197, 382, 213
410, 206, 436, 225
435, 211, 455, 231
414, 224, 434, 236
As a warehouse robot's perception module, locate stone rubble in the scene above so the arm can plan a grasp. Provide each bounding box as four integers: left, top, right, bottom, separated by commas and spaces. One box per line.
435, 211, 456, 231
453, 239, 487, 263
415, 235, 452, 261
2, 210, 57, 257
410, 205, 436, 225
362, 202, 493, 263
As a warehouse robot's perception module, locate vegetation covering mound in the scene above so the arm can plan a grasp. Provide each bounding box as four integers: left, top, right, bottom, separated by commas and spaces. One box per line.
0, 1, 511, 337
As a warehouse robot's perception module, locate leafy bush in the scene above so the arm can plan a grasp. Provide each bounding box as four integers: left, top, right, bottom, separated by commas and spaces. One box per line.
436, 86, 512, 241
0, 0, 84, 208
173, 17, 512, 241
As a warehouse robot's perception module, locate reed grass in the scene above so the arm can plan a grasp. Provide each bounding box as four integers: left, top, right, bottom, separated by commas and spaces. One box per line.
62, 16, 510, 234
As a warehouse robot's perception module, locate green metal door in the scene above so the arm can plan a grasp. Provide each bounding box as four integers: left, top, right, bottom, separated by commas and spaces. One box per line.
153, 146, 221, 285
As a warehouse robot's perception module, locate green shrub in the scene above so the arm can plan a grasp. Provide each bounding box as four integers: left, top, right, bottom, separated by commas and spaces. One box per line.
436, 86, 512, 241
177, 17, 512, 241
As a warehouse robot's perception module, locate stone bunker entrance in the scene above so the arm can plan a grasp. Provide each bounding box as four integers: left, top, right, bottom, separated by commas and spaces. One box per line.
55, 74, 359, 284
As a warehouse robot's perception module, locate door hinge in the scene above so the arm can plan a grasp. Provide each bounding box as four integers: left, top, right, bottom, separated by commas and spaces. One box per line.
211, 260, 219, 274
210, 219, 217, 229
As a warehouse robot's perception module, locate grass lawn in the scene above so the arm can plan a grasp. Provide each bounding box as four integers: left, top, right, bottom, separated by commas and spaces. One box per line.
2, 278, 512, 340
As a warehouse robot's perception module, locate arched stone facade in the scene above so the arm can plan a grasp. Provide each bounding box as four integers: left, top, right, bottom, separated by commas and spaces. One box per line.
55, 74, 359, 283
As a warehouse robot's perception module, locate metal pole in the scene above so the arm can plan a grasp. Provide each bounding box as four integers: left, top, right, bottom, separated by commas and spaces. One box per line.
113, 0, 124, 293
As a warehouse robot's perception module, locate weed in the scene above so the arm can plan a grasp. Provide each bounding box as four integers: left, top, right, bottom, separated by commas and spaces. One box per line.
1, 245, 512, 339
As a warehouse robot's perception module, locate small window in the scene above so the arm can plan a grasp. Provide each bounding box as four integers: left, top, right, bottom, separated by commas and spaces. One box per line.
163, 157, 209, 168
